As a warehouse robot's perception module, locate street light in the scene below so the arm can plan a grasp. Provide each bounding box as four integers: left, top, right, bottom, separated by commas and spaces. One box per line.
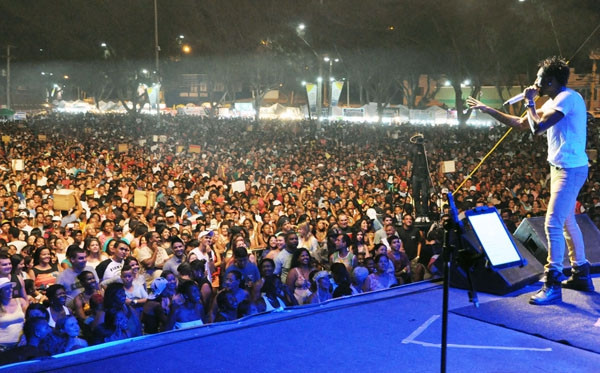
296, 23, 324, 121
323, 56, 340, 119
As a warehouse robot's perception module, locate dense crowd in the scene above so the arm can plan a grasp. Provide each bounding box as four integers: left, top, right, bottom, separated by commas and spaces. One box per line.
0, 112, 597, 364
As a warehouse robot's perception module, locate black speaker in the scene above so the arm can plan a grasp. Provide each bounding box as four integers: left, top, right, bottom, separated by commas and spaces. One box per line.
513, 214, 600, 272
448, 230, 544, 295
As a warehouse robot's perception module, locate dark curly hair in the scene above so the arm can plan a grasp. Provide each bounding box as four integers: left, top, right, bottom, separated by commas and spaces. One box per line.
539, 56, 570, 86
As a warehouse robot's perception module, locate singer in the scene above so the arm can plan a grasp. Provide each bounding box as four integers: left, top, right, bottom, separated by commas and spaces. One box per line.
467, 56, 593, 306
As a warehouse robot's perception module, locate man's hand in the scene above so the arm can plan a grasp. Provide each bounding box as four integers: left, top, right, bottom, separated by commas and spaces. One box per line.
466, 97, 487, 112
524, 85, 539, 103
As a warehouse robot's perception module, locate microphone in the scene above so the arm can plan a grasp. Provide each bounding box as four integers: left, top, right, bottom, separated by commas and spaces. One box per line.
503, 93, 525, 106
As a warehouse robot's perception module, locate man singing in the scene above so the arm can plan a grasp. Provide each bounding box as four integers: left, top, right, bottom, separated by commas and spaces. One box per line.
467, 56, 593, 305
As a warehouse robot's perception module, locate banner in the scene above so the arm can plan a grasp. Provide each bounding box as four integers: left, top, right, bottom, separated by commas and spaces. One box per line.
147, 83, 161, 109
305, 83, 317, 114
331, 81, 344, 107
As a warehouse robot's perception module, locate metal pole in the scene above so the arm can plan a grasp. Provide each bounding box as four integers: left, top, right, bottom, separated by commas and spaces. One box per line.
6, 45, 11, 109
346, 79, 350, 107
317, 62, 322, 122
154, 0, 160, 120
328, 60, 333, 119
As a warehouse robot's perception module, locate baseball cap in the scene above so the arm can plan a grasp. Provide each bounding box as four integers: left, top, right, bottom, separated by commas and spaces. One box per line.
198, 230, 214, 239
0, 278, 16, 290
148, 278, 168, 300
165, 211, 176, 218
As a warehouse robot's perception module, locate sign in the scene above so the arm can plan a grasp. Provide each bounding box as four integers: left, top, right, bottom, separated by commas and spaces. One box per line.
134, 190, 156, 207
188, 144, 201, 153
343, 108, 364, 117
11, 159, 24, 171
383, 107, 399, 118
440, 161, 456, 173
231, 180, 246, 193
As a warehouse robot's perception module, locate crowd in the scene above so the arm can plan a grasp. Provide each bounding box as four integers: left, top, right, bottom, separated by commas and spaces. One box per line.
0, 112, 597, 363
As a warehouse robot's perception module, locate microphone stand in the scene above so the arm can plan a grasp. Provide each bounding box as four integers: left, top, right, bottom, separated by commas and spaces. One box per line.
440, 213, 457, 373
440, 193, 480, 373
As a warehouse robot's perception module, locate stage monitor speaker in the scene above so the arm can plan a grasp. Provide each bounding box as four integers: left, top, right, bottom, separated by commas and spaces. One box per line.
448, 230, 544, 295
513, 214, 600, 272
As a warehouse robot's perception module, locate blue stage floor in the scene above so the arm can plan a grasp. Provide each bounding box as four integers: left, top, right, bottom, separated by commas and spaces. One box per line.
6, 277, 600, 373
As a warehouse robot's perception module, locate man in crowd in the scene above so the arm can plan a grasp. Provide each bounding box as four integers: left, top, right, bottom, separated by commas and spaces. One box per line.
57, 245, 99, 304
274, 231, 298, 283
96, 239, 130, 282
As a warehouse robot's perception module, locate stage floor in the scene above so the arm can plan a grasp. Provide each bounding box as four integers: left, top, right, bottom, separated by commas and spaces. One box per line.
6, 276, 600, 373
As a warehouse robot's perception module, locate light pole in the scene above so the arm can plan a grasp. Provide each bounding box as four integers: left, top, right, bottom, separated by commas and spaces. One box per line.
296, 23, 324, 121
5, 45, 12, 109
153, 0, 160, 120
323, 56, 339, 119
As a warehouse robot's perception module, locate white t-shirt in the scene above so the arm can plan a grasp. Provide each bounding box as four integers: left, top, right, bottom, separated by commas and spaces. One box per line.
544, 88, 588, 168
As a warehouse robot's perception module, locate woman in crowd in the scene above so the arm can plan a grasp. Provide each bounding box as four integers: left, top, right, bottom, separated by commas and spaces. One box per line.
256, 222, 274, 249
213, 289, 238, 322
73, 270, 102, 324
157, 226, 172, 258
166, 280, 205, 330
92, 307, 132, 345
362, 254, 397, 292
266, 234, 286, 261
285, 248, 314, 305
242, 217, 259, 250
84, 237, 107, 269
351, 228, 371, 258
331, 262, 358, 298
24, 303, 49, 321
0, 278, 27, 350
223, 270, 249, 305
103, 238, 116, 256
10, 254, 27, 300
94, 282, 142, 338
306, 271, 332, 304
124, 256, 147, 289
29, 247, 59, 291
41, 315, 88, 354
260, 275, 296, 311
259, 235, 279, 261
213, 222, 231, 258
297, 221, 319, 260
188, 261, 212, 311
45, 284, 72, 328
162, 270, 179, 300
142, 277, 169, 334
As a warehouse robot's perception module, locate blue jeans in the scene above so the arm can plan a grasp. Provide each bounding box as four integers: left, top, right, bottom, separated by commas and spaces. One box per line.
544, 165, 588, 272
